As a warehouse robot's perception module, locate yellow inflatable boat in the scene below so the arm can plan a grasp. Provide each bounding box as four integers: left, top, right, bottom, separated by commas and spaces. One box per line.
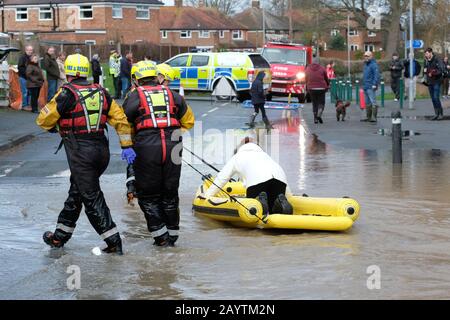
192, 180, 360, 231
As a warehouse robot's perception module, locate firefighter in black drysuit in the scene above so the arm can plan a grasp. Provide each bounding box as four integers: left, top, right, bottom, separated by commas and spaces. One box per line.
122, 61, 195, 247
36, 53, 135, 254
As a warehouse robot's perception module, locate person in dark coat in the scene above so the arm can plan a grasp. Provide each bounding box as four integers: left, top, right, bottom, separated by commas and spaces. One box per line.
305, 57, 330, 124
91, 54, 102, 84
18, 45, 34, 109
120, 52, 133, 98
249, 71, 272, 129
424, 48, 445, 120
403, 57, 421, 101
42, 47, 60, 102
389, 53, 404, 101
26, 54, 44, 113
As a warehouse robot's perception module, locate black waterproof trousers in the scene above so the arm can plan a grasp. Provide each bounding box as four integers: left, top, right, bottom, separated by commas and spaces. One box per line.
134, 128, 182, 245
247, 178, 287, 214
53, 135, 121, 248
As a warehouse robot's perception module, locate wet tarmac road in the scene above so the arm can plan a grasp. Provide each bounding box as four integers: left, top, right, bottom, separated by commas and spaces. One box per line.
1, 100, 450, 299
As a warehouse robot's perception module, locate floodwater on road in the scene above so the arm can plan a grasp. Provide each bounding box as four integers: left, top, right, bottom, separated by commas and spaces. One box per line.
1, 110, 450, 300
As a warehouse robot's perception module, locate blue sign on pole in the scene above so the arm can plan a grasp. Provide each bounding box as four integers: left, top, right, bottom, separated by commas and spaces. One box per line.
406, 40, 424, 49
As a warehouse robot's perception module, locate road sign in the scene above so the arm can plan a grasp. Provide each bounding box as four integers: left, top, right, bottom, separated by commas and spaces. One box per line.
406, 40, 424, 49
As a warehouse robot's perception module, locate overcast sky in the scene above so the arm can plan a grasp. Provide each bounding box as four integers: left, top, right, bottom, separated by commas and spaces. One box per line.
162, 0, 174, 5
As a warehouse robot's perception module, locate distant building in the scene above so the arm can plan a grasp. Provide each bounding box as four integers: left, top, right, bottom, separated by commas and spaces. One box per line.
2, 0, 163, 46
160, 0, 252, 52
233, 0, 291, 48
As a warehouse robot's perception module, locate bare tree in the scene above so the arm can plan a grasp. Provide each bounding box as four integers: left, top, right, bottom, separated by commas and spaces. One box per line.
185, 0, 244, 15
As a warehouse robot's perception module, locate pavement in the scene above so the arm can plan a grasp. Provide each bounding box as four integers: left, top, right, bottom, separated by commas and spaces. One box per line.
2, 95, 450, 153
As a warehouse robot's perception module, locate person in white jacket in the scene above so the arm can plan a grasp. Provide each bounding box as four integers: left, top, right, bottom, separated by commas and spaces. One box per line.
204, 138, 293, 215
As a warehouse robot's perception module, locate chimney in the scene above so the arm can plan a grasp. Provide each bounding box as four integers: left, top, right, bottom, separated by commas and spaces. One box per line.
252, 0, 260, 8
175, 0, 183, 7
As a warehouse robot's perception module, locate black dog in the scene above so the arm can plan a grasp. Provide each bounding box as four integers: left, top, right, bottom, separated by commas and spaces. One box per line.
336, 100, 351, 121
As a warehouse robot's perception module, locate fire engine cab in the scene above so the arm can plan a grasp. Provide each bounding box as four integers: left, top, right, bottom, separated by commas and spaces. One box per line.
261, 42, 313, 103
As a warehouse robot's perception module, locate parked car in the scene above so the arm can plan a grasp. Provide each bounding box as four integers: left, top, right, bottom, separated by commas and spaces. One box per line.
165, 52, 272, 102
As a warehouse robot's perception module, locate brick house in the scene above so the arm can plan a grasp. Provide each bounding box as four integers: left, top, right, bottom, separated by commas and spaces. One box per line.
233, 0, 290, 49
159, 0, 252, 52
2, 0, 163, 46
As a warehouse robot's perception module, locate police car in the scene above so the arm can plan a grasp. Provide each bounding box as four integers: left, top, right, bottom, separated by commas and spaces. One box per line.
165, 52, 272, 102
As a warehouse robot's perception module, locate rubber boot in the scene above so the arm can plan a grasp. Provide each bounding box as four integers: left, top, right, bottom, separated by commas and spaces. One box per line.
363, 105, 372, 122
162, 195, 180, 246
437, 108, 444, 120
271, 194, 294, 215
432, 108, 439, 120
126, 164, 137, 204
247, 112, 258, 128
263, 116, 273, 130
370, 105, 378, 122
103, 233, 123, 255
43, 231, 64, 248
256, 192, 269, 216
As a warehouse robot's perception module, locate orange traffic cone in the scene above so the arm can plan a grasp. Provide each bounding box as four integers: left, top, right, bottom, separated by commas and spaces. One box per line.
359, 88, 366, 110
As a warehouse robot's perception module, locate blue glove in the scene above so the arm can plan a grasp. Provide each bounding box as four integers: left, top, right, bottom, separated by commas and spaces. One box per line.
121, 148, 136, 165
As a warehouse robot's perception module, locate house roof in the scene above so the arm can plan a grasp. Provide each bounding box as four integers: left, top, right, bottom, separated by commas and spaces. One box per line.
160, 6, 246, 30
233, 7, 289, 31
4, 0, 163, 5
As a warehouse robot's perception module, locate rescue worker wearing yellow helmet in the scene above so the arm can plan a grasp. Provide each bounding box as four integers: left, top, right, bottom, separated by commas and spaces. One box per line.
36, 53, 135, 255
123, 61, 194, 247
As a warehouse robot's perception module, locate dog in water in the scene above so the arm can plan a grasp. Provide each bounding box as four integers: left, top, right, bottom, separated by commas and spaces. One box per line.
335, 100, 351, 121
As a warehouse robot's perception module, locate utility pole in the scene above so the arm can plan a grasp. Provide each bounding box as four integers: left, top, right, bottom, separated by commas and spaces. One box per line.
288, 0, 293, 41
408, 0, 414, 110
347, 15, 351, 79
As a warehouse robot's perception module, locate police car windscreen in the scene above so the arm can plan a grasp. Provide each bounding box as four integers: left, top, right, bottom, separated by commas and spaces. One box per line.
249, 54, 270, 68
262, 48, 306, 66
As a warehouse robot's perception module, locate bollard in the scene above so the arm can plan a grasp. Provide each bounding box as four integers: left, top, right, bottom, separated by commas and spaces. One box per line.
392, 111, 402, 164
380, 80, 385, 108
399, 78, 404, 109
355, 80, 360, 105
347, 79, 352, 101
330, 79, 337, 104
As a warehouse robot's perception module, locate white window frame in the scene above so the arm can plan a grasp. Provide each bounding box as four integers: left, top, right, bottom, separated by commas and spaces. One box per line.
364, 44, 375, 52
85, 40, 97, 45
39, 7, 53, 21
79, 5, 93, 20
368, 31, 376, 37
180, 30, 192, 39
348, 28, 358, 36
16, 8, 28, 22
112, 5, 123, 19
136, 5, 150, 20
232, 30, 243, 40
219, 30, 225, 38
161, 30, 168, 39
331, 29, 340, 36
199, 30, 210, 38
350, 44, 359, 51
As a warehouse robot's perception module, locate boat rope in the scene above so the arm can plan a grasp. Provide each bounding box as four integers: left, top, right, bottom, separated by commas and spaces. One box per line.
183, 147, 220, 173
182, 159, 267, 224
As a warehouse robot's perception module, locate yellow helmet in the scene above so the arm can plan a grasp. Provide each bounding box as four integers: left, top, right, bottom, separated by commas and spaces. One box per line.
131, 61, 157, 81
156, 63, 180, 82
65, 53, 90, 78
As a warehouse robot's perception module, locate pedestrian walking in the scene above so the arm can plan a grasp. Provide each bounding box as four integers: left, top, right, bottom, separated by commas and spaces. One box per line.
443, 56, 449, 99
326, 61, 336, 80
91, 54, 102, 85
249, 71, 272, 129
389, 53, 404, 101
362, 51, 381, 122
42, 47, 60, 101
56, 52, 66, 89
305, 57, 329, 124
120, 52, 133, 98
404, 57, 421, 101
424, 48, 445, 120
122, 61, 195, 247
109, 50, 121, 99
18, 45, 33, 110
25, 54, 44, 114
36, 53, 135, 254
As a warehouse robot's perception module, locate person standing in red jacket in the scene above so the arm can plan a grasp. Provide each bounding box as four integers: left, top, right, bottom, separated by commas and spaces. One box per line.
326, 61, 336, 80
305, 57, 330, 124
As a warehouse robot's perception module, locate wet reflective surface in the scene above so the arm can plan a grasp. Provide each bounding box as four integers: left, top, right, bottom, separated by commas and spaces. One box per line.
2, 104, 450, 300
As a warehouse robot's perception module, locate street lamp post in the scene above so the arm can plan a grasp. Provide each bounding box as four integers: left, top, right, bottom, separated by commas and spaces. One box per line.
408, 0, 414, 110
347, 15, 351, 79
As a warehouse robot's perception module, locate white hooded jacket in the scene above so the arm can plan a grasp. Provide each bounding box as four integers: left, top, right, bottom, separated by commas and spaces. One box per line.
205, 143, 288, 198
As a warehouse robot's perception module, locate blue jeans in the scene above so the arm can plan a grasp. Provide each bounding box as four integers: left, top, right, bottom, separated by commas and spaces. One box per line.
47, 79, 58, 102
364, 88, 377, 106
428, 82, 443, 113
19, 77, 29, 107
121, 76, 131, 99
